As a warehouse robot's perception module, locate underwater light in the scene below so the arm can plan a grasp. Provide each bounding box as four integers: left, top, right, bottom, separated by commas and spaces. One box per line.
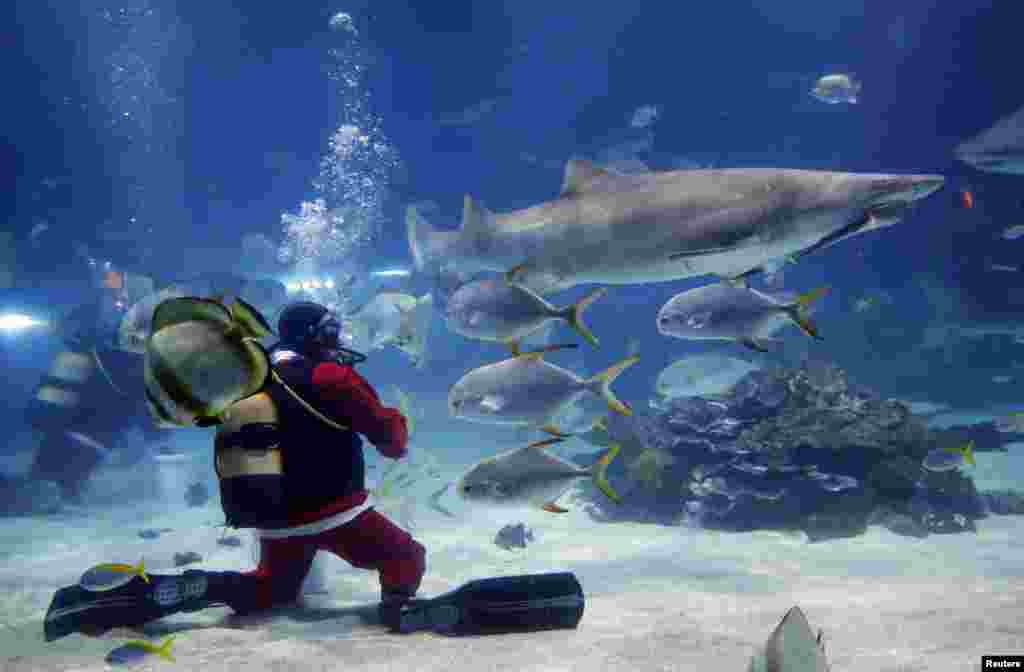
0, 313, 47, 331
371, 268, 411, 278
285, 278, 336, 294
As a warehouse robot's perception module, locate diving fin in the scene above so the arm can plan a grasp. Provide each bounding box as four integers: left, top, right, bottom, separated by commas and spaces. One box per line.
392, 572, 584, 635
44, 570, 224, 642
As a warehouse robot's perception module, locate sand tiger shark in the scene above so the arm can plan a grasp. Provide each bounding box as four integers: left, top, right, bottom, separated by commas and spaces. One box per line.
407, 159, 944, 294
955, 104, 1024, 175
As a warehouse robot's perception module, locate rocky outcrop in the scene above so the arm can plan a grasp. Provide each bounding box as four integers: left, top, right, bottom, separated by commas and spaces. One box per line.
578, 362, 999, 540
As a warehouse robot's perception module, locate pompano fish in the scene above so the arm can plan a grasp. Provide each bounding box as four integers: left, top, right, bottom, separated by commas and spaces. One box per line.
448, 345, 639, 435
654, 354, 760, 402
922, 441, 975, 473
456, 437, 622, 513
348, 292, 433, 367
445, 278, 607, 350
144, 297, 274, 427
748, 606, 829, 672
80, 559, 149, 592
656, 283, 830, 352
408, 160, 944, 294
105, 637, 175, 666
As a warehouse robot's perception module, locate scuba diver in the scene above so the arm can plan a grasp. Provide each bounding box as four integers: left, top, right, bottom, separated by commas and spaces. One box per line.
24, 258, 171, 502
45, 299, 587, 642
46, 300, 426, 634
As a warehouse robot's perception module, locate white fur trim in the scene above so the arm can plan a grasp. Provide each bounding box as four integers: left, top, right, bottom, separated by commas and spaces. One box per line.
256, 496, 375, 539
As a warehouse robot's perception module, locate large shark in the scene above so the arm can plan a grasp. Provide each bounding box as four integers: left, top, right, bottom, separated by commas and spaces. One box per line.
407, 160, 945, 294
955, 104, 1024, 175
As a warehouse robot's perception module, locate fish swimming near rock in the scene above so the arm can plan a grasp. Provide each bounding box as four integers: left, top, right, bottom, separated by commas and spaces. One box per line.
105, 637, 175, 666
456, 437, 622, 512
922, 441, 976, 473
408, 160, 944, 295
79, 559, 149, 592
445, 277, 607, 350
143, 296, 274, 427
653, 354, 760, 404
955, 103, 1024, 175
747, 606, 829, 672
657, 283, 830, 351
448, 344, 639, 436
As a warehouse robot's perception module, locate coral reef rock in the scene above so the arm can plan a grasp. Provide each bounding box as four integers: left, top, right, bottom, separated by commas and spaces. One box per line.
578, 363, 989, 540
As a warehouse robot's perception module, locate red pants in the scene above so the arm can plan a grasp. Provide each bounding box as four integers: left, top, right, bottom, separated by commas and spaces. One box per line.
235, 508, 426, 612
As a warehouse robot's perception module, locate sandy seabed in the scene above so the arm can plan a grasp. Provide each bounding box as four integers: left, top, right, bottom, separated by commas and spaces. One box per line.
0, 416, 1021, 671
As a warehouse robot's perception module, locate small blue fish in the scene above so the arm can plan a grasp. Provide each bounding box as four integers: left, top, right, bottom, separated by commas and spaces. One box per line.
810, 472, 860, 492
105, 637, 175, 666
79, 559, 149, 592
922, 441, 976, 473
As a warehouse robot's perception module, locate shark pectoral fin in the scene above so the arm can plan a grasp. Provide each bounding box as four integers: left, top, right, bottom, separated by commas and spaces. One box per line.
669, 246, 734, 261
542, 502, 570, 513
739, 338, 771, 353
560, 158, 611, 197
540, 424, 572, 438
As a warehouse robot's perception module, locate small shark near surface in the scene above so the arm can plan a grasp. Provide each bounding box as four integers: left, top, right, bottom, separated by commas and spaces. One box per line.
955, 104, 1024, 175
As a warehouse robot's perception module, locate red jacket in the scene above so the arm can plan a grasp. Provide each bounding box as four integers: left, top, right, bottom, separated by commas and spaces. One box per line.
267, 347, 408, 525
309, 361, 408, 458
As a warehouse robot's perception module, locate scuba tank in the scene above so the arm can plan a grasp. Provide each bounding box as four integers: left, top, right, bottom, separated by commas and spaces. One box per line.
214, 392, 289, 529
213, 348, 365, 529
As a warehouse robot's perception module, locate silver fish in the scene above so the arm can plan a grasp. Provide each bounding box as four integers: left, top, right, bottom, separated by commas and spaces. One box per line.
445, 278, 606, 349
456, 438, 621, 512
408, 160, 943, 294
447, 345, 638, 435
654, 354, 760, 401
347, 292, 433, 367
922, 441, 975, 473
656, 283, 830, 351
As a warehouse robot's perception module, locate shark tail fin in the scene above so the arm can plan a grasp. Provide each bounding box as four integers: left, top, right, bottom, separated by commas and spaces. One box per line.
784, 286, 830, 340
585, 355, 640, 417
406, 204, 458, 272
558, 287, 607, 349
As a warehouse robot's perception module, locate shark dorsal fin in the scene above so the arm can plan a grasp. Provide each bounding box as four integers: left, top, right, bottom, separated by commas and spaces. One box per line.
561, 159, 611, 197
462, 194, 493, 238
